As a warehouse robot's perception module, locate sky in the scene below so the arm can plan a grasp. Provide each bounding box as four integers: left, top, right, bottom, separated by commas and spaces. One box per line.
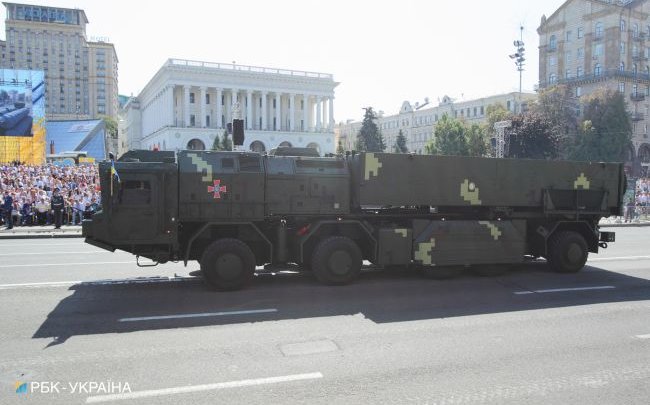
1, 0, 568, 122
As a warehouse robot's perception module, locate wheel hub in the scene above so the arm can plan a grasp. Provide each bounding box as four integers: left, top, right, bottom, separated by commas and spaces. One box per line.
216, 253, 244, 280
329, 250, 352, 275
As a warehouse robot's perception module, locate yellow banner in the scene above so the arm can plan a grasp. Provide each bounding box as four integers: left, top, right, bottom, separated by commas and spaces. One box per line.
0, 117, 46, 165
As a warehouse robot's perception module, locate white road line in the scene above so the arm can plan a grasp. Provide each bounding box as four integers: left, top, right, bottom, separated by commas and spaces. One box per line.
514, 286, 616, 295
85, 372, 323, 403
0, 251, 107, 256
119, 308, 278, 322
0, 261, 138, 268
634, 334, 650, 339
589, 255, 650, 262
0, 280, 80, 289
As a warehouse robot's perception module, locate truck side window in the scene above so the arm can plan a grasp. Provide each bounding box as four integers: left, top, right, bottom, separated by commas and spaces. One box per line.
239, 155, 261, 172
118, 180, 151, 205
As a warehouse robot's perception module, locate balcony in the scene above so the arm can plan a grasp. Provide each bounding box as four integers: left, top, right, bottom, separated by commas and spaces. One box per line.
631, 92, 646, 101
631, 112, 644, 121
633, 54, 649, 61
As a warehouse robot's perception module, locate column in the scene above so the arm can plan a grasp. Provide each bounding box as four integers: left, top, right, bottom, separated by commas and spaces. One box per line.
246, 90, 253, 130
275, 93, 281, 131
168, 85, 174, 127
231, 88, 239, 120
289, 93, 295, 131
261, 92, 268, 130
200, 86, 207, 128
303, 94, 309, 132
183, 85, 190, 128
316, 96, 322, 131
216, 88, 223, 128
328, 96, 334, 130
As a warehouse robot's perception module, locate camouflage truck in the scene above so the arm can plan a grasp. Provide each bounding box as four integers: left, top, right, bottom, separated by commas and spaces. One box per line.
83, 150, 623, 290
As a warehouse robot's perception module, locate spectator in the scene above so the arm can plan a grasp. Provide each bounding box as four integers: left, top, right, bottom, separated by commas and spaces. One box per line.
2, 190, 13, 229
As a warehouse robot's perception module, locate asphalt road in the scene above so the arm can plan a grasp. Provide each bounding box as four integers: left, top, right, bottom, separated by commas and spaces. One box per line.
0, 227, 649, 404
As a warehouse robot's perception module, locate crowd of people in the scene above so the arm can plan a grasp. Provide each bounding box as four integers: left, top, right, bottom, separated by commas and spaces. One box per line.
624, 177, 650, 222
1, 162, 101, 229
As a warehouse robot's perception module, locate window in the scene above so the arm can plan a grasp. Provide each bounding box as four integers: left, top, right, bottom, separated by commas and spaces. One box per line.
620, 62, 625, 71
633, 23, 639, 38
239, 155, 261, 172
566, 30, 572, 42
577, 47, 584, 59
619, 82, 625, 93
566, 69, 572, 79
550, 56, 557, 66
549, 73, 557, 84
594, 63, 602, 76
565, 51, 572, 62
205, 94, 210, 104
578, 27, 584, 39
206, 115, 210, 127
633, 45, 639, 58
117, 180, 151, 205
189, 92, 195, 103
595, 22, 603, 39
621, 19, 626, 32
576, 87, 582, 97
549, 35, 557, 50
594, 43, 603, 57
190, 114, 195, 126
621, 42, 626, 55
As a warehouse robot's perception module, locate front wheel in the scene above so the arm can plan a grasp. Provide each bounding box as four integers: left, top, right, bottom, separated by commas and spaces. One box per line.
546, 231, 588, 273
200, 238, 255, 291
311, 236, 362, 285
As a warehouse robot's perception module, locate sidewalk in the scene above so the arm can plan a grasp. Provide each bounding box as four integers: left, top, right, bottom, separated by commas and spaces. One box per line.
598, 216, 650, 228
0, 225, 82, 239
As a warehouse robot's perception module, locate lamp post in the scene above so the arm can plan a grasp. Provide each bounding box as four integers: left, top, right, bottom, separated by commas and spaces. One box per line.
509, 26, 525, 114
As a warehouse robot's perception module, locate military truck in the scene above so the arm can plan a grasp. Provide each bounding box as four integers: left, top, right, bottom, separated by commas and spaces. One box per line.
83, 150, 623, 290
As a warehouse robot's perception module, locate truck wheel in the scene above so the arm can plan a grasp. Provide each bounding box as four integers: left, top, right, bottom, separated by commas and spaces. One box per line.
311, 236, 362, 285
200, 238, 255, 291
546, 231, 588, 273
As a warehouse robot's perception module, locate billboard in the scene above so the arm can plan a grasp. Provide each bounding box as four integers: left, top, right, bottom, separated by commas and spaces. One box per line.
0, 69, 46, 164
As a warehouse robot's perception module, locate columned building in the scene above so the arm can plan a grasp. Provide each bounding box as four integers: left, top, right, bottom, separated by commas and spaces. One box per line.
538, 0, 650, 176
126, 59, 338, 156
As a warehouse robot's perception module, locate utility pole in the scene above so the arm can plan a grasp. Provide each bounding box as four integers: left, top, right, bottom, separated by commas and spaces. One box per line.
509, 26, 525, 114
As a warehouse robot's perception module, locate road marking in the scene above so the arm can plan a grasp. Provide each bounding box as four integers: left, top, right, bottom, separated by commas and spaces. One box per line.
0, 261, 139, 268
589, 255, 650, 262
0, 280, 81, 289
119, 308, 278, 322
634, 334, 650, 339
514, 286, 616, 295
0, 276, 199, 290
85, 372, 323, 403
0, 251, 107, 256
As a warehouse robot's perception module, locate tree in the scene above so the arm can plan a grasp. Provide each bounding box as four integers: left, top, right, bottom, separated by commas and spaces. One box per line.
508, 112, 559, 159
466, 123, 488, 157
212, 135, 222, 151
425, 114, 468, 156
336, 140, 345, 155
394, 129, 408, 153
570, 89, 632, 162
356, 107, 385, 152
484, 103, 513, 138
100, 115, 118, 139
532, 84, 579, 157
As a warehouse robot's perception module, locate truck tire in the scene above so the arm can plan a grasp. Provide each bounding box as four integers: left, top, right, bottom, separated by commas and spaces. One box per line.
311, 236, 362, 285
200, 238, 255, 291
546, 231, 588, 273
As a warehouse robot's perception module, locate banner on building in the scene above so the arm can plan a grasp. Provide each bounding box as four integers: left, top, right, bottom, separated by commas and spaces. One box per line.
0, 69, 46, 164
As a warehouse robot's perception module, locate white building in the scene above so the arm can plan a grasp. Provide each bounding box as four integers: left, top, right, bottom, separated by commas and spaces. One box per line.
125, 59, 338, 156
337, 92, 537, 154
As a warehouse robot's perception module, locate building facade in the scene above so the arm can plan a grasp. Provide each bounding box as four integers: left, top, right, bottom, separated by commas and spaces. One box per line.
336, 92, 537, 154
0, 3, 119, 120
126, 59, 338, 155
538, 0, 650, 175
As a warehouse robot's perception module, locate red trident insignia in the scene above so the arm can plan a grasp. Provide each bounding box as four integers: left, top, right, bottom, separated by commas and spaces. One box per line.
207, 179, 227, 199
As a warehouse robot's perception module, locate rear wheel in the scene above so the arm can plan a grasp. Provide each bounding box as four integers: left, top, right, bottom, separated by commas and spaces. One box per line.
311, 236, 362, 285
200, 238, 255, 291
546, 231, 588, 273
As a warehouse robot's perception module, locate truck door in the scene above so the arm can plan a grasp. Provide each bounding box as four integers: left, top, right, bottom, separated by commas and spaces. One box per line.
109, 172, 159, 241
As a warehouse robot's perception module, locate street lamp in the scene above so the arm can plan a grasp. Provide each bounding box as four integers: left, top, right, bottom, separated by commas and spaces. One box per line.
509, 26, 525, 114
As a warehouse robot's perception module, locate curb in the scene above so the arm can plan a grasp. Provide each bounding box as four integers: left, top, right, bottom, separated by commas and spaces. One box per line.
0, 232, 83, 239
599, 222, 650, 228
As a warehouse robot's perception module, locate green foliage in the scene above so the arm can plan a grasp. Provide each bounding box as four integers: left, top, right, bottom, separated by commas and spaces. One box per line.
466, 124, 488, 157
532, 84, 579, 157
212, 130, 232, 151
212, 135, 221, 151
570, 89, 632, 162
100, 115, 118, 139
508, 112, 559, 159
484, 103, 513, 138
336, 140, 345, 155
393, 129, 408, 153
425, 114, 468, 156
356, 107, 386, 152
